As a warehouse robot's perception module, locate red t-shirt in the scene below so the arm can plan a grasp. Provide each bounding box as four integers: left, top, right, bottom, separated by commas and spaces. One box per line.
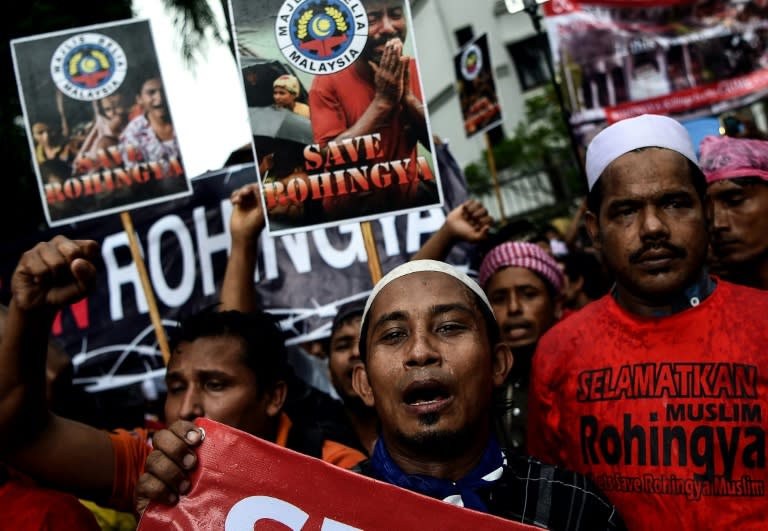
0, 464, 101, 530
309, 59, 423, 159
308, 60, 427, 220
528, 280, 768, 530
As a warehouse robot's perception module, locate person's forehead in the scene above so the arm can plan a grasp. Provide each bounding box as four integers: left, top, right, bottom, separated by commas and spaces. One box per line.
331, 315, 362, 338
142, 79, 162, 90
371, 272, 473, 314
602, 148, 693, 193
366, 1, 404, 11
487, 266, 550, 290
168, 336, 247, 373
708, 177, 768, 197
706, 179, 742, 194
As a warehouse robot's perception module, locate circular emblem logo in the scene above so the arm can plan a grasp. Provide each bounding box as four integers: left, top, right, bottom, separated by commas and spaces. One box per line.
460, 43, 483, 81
50, 32, 127, 101
275, 0, 368, 75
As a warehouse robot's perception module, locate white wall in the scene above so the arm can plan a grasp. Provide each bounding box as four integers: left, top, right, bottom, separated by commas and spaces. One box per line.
411, 0, 543, 171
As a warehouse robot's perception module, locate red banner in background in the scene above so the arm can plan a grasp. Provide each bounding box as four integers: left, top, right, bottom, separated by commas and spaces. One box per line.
138, 418, 535, 531
543, 0, 768, 138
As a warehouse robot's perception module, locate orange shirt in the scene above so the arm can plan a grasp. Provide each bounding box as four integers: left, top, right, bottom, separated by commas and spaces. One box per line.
108, 413, 365, 511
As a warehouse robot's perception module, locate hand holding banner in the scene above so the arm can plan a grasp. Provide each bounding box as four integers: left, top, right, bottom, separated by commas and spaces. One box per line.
138, 418, 534, 530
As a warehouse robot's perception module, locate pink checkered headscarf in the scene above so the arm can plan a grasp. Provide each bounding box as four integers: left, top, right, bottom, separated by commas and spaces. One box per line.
699, 135, 768, 184
478, 241, 564, 294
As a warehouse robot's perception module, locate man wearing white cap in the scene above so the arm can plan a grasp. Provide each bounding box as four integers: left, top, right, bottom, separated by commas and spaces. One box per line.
527, 114, 768, 529
136, 260, 624, 529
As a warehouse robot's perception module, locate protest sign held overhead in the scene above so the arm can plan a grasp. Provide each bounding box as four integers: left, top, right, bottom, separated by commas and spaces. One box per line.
455, 33, 503, 138
11, 19, 192, 227
231, 0, 444, 236
542, 0, 768, 142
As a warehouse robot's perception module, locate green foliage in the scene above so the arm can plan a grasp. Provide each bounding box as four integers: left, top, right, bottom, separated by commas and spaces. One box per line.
463, 84, 586, 202
162, 0, 231, 68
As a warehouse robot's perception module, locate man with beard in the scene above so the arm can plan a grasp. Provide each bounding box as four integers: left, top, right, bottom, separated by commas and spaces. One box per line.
308, 0, 431, 220
412, 203, 564, 452
136, 260, 624, 529
700, 134, 768, 289
527, 114, 768, 529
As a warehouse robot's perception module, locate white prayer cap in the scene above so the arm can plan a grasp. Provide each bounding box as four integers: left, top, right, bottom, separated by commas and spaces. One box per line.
585, 114, 698, 191
358, 260, 495, 359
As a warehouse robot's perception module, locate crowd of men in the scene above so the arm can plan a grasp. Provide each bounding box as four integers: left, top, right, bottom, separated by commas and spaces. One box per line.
6, 0, 768, 521
2, 110, 768, 529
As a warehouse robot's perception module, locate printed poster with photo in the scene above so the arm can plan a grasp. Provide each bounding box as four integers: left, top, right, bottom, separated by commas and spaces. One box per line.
230, 0, 444, 236
454, 33, 503, 138
11, 19, 192, 227
542, 0, 768, 139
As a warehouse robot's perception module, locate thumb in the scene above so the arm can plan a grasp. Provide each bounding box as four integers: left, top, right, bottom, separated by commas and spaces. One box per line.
135, 495, 150, 517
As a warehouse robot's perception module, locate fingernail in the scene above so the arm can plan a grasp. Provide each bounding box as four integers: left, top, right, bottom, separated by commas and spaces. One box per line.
179, 480, 190, 493
183, 453, 196, 469
168, 493, 177, 504
185, 429, 200, 443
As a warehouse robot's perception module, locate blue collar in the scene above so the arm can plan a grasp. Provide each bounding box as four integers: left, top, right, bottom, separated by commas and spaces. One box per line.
369, 435, 505, 512
612, 268, 716, 317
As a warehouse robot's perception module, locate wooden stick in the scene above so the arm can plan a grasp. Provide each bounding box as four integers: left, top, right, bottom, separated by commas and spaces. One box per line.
120, 211, 172, 365
360, 221, 383, 285
485, 132, 506, 223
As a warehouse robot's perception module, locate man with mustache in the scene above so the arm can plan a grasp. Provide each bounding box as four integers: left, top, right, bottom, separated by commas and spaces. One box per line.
308, 0, 431, 220
527, 114, 768, 529
412, 203, 564, 453
699, 134, 768, 289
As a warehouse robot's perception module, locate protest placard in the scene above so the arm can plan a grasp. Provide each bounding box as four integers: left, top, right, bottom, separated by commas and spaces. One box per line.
455, 33, 503, 138
543, 0, 768, 140
0, 160, 472, 428
11, 18, 192, 227
230, 0, 444, 236
138, 418, 535, 530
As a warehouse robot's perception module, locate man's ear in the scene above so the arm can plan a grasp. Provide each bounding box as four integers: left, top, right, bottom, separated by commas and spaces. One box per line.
585, 210, 601, 251
492, 342, 514, 387
266, 380, 288, 418
352, 364, 375, 407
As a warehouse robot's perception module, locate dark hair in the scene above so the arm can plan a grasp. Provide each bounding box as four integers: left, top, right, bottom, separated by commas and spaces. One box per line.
358, 284, 500, 363
559, 250, 611, 301
168, 309, 289, 395
587, 149, 707, 214
331, 300, 366, 337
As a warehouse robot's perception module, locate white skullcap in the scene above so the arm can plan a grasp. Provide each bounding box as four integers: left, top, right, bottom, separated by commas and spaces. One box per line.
585, 114, 698, 191
359, 260, 495, 358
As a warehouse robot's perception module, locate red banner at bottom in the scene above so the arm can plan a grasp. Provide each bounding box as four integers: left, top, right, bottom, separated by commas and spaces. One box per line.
138, 418, 534, 530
